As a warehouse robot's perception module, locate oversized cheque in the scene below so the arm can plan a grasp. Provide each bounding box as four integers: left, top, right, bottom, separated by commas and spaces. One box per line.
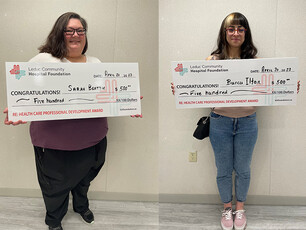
6, 62, 141, 121
172, 58, 298, 109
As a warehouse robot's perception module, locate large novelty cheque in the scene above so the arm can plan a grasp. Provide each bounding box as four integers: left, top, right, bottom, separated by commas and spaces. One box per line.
172, 58, 298, 108
6, 62, 141, 121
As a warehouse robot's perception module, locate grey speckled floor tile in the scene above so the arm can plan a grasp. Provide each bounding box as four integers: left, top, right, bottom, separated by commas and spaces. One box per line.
159, 203, 306, 230
1, 196, 306, 229
0, 196, 158, 230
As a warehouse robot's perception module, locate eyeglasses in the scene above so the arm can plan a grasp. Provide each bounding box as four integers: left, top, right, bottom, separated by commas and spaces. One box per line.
225, 27, 247, 35
64, 28, 86, 36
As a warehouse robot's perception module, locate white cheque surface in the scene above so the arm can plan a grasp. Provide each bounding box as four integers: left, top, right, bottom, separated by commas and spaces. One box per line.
6, 62, 141, 121
172, 58, 298, 109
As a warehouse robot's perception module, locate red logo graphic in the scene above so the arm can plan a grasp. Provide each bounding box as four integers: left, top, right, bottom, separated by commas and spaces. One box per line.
10, 65, 21, 74
10, 65, 26, 80
175, 63, 188, 76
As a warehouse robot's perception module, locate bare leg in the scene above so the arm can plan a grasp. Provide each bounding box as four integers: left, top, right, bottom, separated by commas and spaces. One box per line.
236, 201, 244, 210
224, 202, 232, 209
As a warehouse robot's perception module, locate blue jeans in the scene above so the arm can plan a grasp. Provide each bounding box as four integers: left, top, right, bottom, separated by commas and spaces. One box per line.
209, 112, 258, 203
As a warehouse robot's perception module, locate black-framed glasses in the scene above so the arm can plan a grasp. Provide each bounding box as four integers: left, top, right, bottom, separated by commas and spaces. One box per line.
64, 28, 86, 36
225, 27, 247, 35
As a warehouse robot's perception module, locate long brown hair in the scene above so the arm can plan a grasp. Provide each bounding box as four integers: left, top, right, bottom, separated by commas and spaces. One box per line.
211, 12, 257, 59
39, 12, 88, 59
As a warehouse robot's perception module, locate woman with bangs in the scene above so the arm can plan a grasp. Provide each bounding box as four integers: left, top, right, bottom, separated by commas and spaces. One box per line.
206, 12, 258, 230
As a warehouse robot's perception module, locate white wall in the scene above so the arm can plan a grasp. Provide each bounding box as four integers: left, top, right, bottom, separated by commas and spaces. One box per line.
159, 0, 306, 201
0, 0, 158, 199
1, 0, 305, 204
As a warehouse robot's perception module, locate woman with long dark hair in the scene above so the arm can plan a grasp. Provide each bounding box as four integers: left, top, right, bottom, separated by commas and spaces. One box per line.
207, 12, 258, 230
4, 12, 107, 230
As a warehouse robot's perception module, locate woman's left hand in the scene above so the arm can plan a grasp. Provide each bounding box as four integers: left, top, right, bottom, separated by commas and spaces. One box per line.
131, 96, 143, 118
131, 114, 143, 118
3, 107, 27, 125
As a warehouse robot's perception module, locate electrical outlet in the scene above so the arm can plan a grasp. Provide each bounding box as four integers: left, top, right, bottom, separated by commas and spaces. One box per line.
189, 151, 197, 162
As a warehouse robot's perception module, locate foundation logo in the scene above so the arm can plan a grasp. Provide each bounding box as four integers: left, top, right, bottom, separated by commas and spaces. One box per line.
175, 63, 188, 76
9, 65, 26, 80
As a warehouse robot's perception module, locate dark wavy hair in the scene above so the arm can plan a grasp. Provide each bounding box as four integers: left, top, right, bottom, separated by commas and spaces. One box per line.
211, 12, 257, 59
39, 12, 88, 59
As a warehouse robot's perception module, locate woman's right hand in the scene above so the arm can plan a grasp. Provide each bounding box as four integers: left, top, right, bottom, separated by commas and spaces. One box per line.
171, 82, 175, 95
3, 108, 27, 125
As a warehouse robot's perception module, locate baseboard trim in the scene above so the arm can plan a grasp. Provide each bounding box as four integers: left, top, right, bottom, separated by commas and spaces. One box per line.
159, 194, 221, 204
0, 188, 42, 198
1, 188, 305, 205
159, 194, 306, 206
0, 188, 158, 202
88, 191, 158, 202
